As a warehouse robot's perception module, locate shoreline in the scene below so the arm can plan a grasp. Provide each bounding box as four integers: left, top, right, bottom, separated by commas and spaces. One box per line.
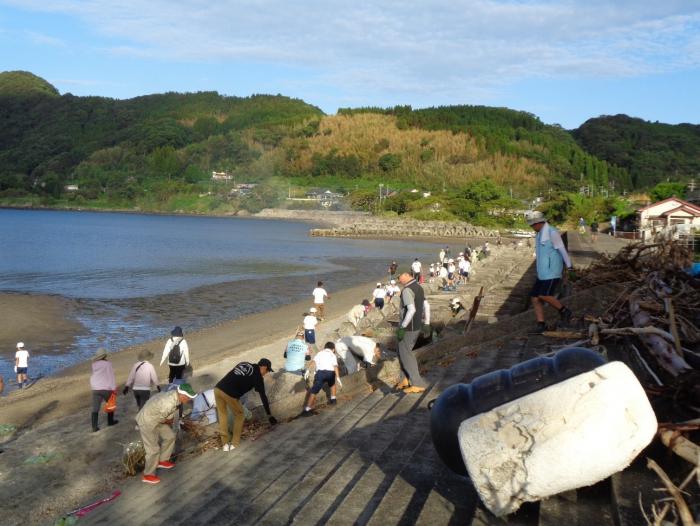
0, 276, 383, 427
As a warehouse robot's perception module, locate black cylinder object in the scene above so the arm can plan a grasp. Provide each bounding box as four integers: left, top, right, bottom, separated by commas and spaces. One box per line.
430, 347, 606, 476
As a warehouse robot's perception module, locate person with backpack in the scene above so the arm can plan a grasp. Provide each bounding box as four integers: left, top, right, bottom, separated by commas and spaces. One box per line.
123, 349, 161, 409
160, 326, 190, 383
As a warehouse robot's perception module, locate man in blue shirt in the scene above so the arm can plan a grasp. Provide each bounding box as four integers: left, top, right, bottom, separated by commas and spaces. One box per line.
527, 211, 574, 333
284, 331, 311, 374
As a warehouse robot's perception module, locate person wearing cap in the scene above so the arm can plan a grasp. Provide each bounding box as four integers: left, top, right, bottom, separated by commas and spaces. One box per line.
136, 382, 197, 484
90, 348, 118, 432
14, 342, 29, 389
527, 211, 574, 333
372, 283, 387, 309
284, 330, 311, 374
214, 359, 277, 451
301, 342, 341, 416
347, 299, 371, 327
123, 349, 161, 410
386, 279, 400, 299
160, 326, 190, 383
396, 272, 431, 394
302, 308, 318, 346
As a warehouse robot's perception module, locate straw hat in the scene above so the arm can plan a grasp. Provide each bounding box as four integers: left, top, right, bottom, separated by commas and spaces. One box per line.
138, 349, 154, 361
93, 348, 108, 361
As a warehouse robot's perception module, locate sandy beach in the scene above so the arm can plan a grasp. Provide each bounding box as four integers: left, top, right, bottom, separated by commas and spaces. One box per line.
0, 293, 85, 365
0, 276, 386, 525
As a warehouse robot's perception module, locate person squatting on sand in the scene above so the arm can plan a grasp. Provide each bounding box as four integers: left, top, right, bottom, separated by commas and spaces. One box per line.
527, 211, 574, 333
302, 342, 341, 416
15, 341, 29, 388
137, 382, 197, 485
90, 347, 118, 432
160, 326, 190, 383
395, 272, 431, 394
284, 330, 311, 375
123, 349, 161, 410
214, 359, 277, 452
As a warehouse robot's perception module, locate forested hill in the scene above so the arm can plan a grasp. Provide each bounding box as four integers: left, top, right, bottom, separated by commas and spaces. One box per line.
573, 114, 700, 188
0, 71, 323, 197
2, 71, 694, 219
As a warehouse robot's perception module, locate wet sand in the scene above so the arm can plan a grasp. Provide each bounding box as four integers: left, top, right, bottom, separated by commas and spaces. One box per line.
0, 278, 381, 427
0, 293, 85, 365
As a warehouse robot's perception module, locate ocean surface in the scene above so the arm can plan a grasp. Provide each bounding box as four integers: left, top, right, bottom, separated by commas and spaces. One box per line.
0, 208, 449, 381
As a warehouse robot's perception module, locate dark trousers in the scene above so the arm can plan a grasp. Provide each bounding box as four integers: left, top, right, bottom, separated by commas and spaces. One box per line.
133, 389, 151, 410
168, 365, 185, 383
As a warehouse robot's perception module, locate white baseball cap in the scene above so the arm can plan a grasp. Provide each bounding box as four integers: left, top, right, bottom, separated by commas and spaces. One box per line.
309, 307, 317, 313
376, 282, 382, 286
390, 279, 396, 284
16, 342, 24, 349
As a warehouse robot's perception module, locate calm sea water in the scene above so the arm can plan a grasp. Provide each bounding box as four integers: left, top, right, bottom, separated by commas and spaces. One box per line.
0, 209, 447, 381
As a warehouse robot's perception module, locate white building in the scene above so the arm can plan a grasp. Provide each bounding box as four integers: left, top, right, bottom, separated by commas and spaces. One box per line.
637, 197, 700, 238
211, 171, 233, 181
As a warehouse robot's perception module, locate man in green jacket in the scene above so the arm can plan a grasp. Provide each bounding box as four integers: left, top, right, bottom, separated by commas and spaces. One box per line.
136, 383, 197, 485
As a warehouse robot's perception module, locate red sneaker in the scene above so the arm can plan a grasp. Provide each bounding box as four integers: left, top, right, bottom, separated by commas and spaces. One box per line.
157, 461, 175, 469
142, 474, 161, 484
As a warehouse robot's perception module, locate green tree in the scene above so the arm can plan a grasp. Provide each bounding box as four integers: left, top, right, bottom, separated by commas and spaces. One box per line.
649, 181, 686, 201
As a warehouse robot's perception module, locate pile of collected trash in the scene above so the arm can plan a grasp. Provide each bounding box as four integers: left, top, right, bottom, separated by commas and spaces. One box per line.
574, 241, 699, 524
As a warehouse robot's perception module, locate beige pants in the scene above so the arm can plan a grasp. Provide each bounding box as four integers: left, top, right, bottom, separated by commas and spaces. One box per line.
214, 387, 245, 447
140, 423, 176, 476
314, 302, 325, 319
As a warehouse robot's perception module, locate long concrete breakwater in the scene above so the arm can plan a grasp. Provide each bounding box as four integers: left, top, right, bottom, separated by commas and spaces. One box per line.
310, 218, 500, 239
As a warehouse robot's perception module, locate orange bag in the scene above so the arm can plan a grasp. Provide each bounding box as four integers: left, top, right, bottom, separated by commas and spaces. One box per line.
104, 391, 117, 413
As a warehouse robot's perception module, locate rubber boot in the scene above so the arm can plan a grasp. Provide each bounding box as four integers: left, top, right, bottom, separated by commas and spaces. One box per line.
91, 412, 100, 432
107, 412, 119, 426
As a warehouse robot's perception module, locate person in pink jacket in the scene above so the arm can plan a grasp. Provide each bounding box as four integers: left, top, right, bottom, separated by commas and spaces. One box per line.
90, 348, 117, 432
123, 349, 161, 409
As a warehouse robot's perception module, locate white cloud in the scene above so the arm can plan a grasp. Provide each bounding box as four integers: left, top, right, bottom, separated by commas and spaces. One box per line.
26, 30, 66, 47
3, 0, 700, 106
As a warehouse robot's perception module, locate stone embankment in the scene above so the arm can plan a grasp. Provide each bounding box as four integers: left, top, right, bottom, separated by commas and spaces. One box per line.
310, 218, 500, 239
82, 245, 542, 526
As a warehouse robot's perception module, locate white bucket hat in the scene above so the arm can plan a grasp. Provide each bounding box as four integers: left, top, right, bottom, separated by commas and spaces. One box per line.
16, 342, 24, 349
309, 307, 317, 313
526, 211, 547, 226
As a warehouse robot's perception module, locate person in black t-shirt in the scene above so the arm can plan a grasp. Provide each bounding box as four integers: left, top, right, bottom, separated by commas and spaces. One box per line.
213, 358, 277, 451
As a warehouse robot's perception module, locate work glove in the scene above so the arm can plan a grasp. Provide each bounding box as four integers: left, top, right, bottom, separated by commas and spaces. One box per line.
421, 324, 432, 338
566, 268, 577, 281
156, 385, 162, 392
268, 416, 278, 426
336, 377, 343, 389
122, 386, 129, 396
14, 366, 17, 373
397, 327, 405, 341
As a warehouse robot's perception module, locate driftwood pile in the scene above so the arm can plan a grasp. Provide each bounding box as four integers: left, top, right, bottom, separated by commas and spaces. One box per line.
573, 241, 700, 525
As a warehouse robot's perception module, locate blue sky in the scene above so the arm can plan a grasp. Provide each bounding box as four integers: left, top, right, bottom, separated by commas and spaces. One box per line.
1, 0, 698, 129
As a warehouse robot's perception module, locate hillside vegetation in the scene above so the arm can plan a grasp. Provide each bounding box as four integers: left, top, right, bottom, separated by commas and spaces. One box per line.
1, 71, 696, 224
573, 114, 700, 188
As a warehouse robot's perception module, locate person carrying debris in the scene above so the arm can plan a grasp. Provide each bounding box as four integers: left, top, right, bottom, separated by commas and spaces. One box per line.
123, 349, 161, 409
214, 359, 277, 452
301, 342, 341, 416
527, 211, 574, 333
160, 326, 190, 383
136, 382, 197, 485
396, 272, 431, 394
